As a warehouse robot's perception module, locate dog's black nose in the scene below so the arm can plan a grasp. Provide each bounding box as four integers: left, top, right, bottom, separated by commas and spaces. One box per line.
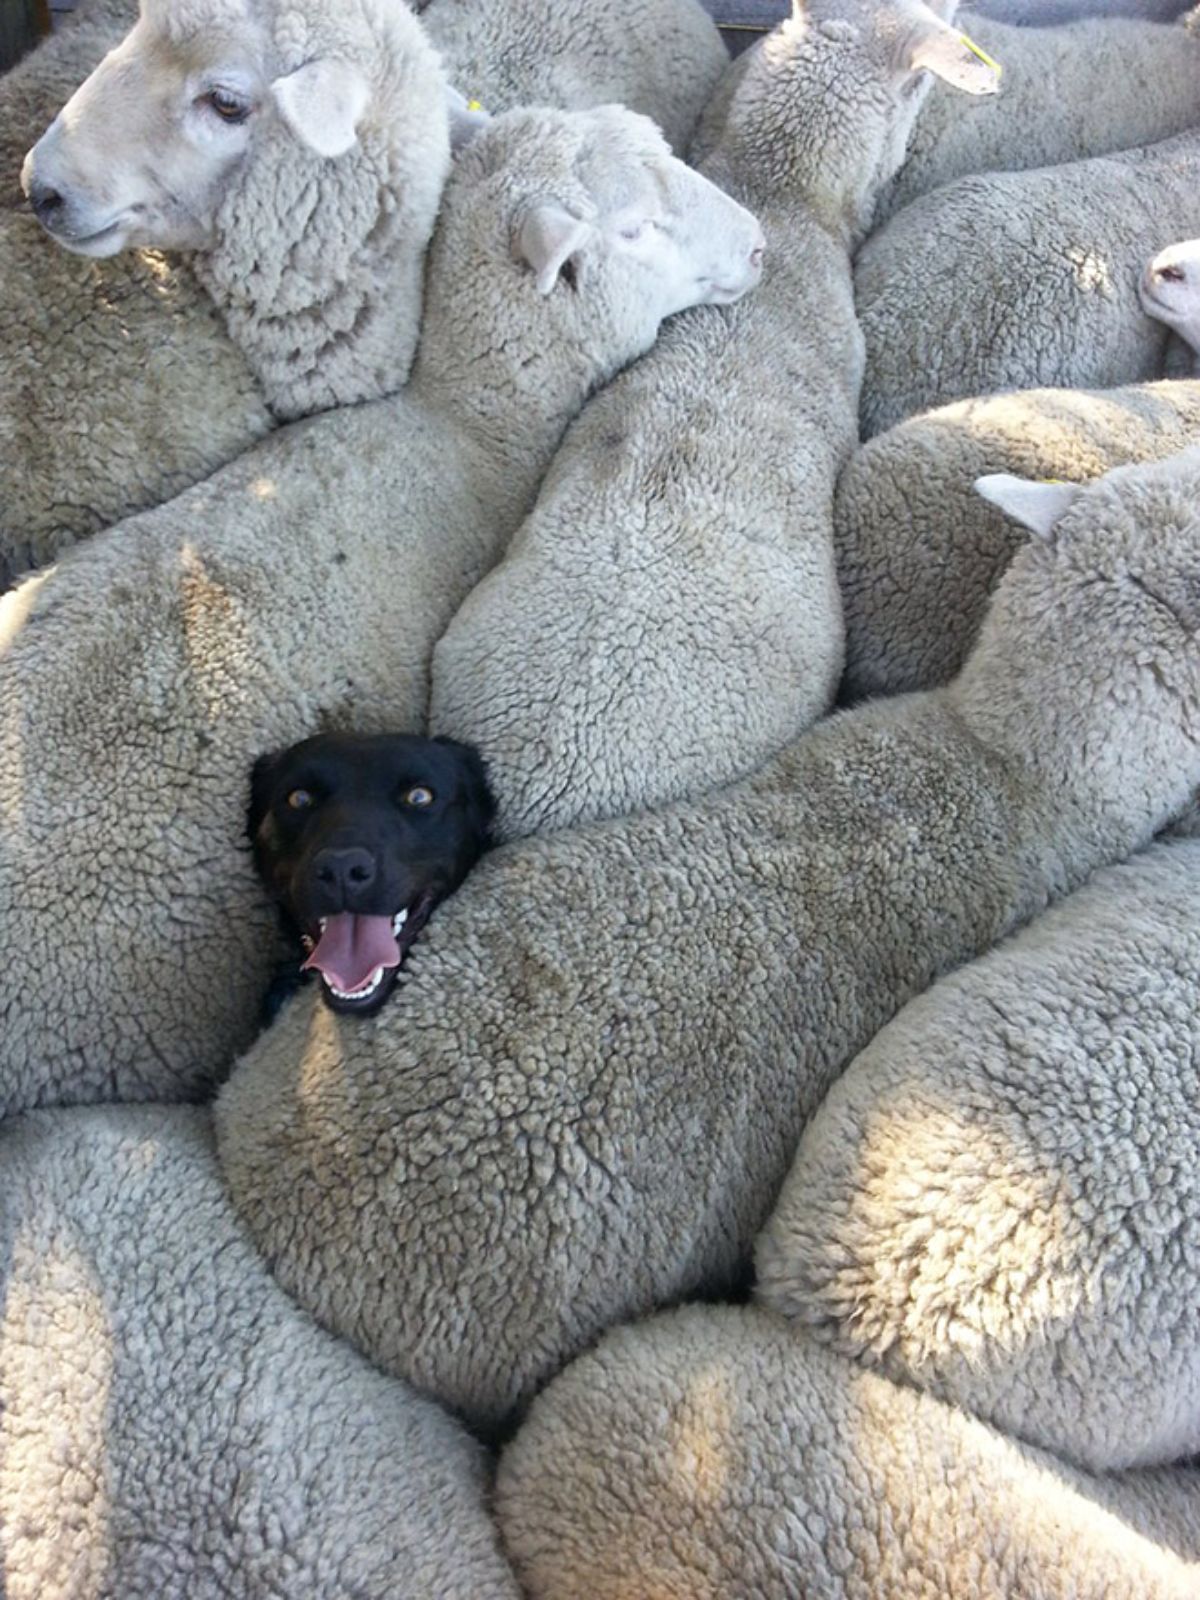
28, 181, 65, 224
312, 846, 377, 902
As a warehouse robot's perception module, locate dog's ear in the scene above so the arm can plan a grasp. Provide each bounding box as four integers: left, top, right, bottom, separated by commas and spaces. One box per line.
436, 737, 497, 847
248, 749, 286, 840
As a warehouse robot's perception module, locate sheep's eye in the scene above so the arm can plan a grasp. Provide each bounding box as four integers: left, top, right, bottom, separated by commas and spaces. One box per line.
286, 788, 314, 811
401, 786, 435, 808
205, 88, 251, 124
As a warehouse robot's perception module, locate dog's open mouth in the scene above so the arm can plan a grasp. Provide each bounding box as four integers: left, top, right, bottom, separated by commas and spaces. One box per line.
299, 893, 435, 1014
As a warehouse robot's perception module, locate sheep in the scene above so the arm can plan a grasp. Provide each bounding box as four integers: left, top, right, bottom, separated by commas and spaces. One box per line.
837, 253, 1200, 701
0, 104, 764, 1120
882, 9, 1200, 220
428, 0, 999, 843
419, 0, 729, 157
0, 0, 727, 587
214, 447, 1200, 1432
494, 1303, 1200, 1600
21, 0, 453, 421
0, 1103, 520, 1600
856, 129, 1200, 439
756, 830, 1200, 1478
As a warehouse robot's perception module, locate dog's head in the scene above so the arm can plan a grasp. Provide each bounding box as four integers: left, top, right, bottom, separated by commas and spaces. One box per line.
249, 731, 495, 1016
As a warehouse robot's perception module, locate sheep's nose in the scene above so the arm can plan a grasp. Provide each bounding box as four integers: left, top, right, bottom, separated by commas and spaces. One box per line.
1155, 263, 1188, 286
313, 847, 377, 900
750, 242, 766, 271
28, 181, 65, 225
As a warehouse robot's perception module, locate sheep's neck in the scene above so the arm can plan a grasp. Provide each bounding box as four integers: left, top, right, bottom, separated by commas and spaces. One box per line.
409, 340, 603, 525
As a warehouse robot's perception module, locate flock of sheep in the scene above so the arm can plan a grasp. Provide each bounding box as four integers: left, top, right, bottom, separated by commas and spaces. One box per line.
0, 0, 1199, 1595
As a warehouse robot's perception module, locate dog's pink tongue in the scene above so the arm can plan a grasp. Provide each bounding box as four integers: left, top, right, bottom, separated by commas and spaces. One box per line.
302, 914, 401, 991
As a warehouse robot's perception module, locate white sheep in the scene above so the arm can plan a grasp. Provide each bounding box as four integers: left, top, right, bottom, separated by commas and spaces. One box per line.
1, 0, 728, 584
0, 1103, 520, 1600
215, 444, 1200, 1431
21, 0, 452, 421
837, 249, 1200, 700
494, 1304, 1200, 1600
757, 826, 1200, 1476
429, 0, 998, 843
883, 8, 1200, 219
857, 129, 1200, 438
0, 104, 763, 1120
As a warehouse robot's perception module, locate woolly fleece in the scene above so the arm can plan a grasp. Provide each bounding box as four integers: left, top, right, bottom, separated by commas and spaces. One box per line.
757, 834, 1200, 1473
431, 0, 975, 837
0, 0, 271, 587
837, 377, 1200, 700
0, 1103, 519, 1600
857, 128, 1200, 438
496, 1304, 1200, 1600
0, 106, 758, 1116
882, 10, 1200, 219
215, 450, 1200, 1430
421, 0, 728, 155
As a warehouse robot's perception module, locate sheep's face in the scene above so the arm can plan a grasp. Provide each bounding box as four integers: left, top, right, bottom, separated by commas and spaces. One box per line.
1141, 239, 1200, 357
20, 0, 371, 257
958, 455, 1200, 822
500, 108, 766, 362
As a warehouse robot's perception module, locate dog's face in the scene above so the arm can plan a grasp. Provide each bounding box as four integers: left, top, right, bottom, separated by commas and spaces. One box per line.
249, 732, 494, 1016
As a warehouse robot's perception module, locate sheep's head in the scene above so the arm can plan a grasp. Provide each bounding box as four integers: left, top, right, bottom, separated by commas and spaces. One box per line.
422, 105, 766, 397
20, 0, 397, 256
1141, 239, 1200, 361
952, 453, 1200, 839
724, 0, 999, 234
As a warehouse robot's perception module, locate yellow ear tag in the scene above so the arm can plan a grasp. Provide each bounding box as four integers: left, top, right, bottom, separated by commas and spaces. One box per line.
467, 98, 485, 112
959, 33, 1003, 77
1038, 478, 1067, 485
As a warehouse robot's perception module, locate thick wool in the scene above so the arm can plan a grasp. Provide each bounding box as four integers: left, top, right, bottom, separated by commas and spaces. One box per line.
0, 0, 722, 587
0, 106, 757, 1117
837, 377, 1200, 700
757, 835, 1200, 1473
0, 0, 272, 588
882, 10, 1200, 219
496, 1305, 1200, 1600
421, 0, 728, 154
0, 1104, 518, 1599
214, 456, 1200, 1430
857, 129, 1200, 439
429, 0, 994, 842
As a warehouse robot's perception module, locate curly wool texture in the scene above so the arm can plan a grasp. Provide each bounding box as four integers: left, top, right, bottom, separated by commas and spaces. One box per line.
881, 11, 1200, 220
495, 1305, 1200, 1600
215, 467, 1200, 1431
837, 378, 1200, 700
857, 129, 1200, 439
0, 1104, 519, 1600
421, 0, 728, 154
0, 106, 746, 1116
756, 836, 1200, 1474
429, 0, 993, 840
0, 0, 721, 587
191, 0, 450, 421
0, 0, 272, 588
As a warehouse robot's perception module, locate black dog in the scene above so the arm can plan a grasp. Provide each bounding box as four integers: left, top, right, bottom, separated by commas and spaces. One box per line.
249, 732, 494, 1017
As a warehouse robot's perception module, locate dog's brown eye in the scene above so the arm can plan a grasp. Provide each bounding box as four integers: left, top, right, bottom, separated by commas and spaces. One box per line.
401, 786, 435, 808
287, 788, 314, 811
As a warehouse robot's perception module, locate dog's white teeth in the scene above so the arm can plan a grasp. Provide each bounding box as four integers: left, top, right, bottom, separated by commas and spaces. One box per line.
319, 918, 328, 934
322, 965, 386, 1003
392, 910, 409, 935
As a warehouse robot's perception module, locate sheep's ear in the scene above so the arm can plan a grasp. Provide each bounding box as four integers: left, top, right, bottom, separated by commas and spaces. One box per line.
445, 86, 491, 155
271, 59, 370, 158
910, 19, 1002, 95
975, 474, 1082, 538
517, 202, 593, 296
